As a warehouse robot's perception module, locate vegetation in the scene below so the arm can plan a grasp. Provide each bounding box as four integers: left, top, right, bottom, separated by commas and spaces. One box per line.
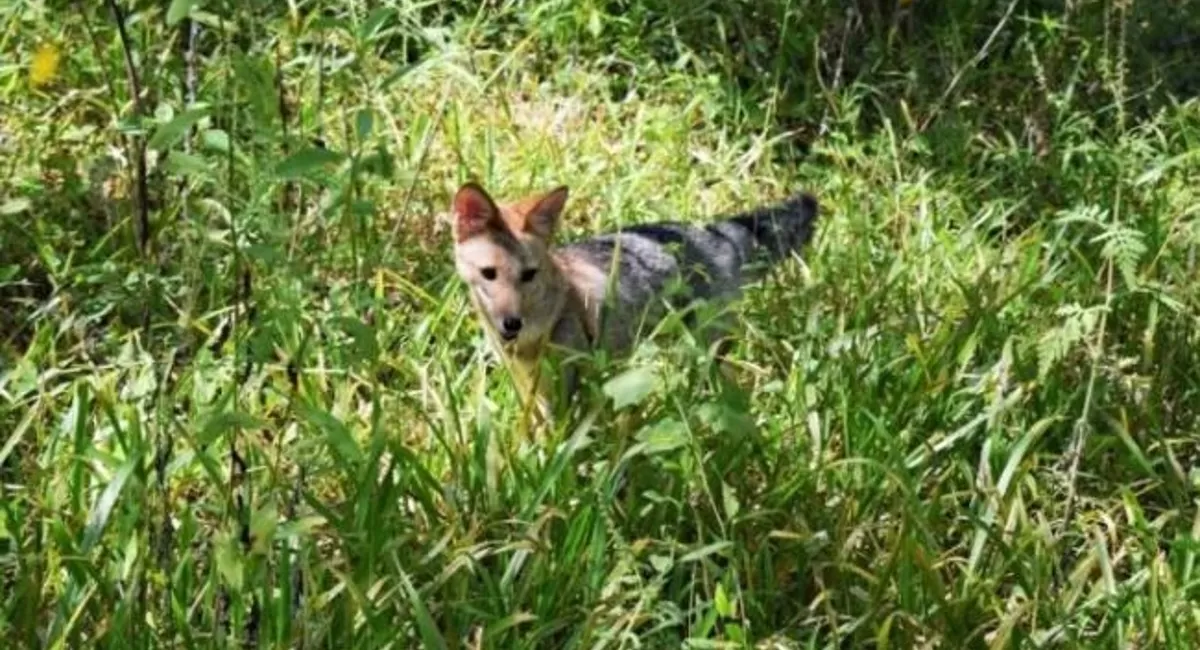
3, 0, 1200, 647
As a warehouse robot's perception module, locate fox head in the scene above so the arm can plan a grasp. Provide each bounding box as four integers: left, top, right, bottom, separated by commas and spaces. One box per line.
451, 181, 570, 350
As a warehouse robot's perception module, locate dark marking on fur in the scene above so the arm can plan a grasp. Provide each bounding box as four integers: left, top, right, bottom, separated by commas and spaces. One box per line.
725, 193, 819, 263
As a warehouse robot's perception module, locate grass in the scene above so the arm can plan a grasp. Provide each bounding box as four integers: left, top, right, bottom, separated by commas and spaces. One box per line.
3, 0, 1200, 648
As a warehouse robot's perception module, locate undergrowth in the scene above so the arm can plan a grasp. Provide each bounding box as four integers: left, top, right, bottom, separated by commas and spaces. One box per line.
2, 0, 1200, 648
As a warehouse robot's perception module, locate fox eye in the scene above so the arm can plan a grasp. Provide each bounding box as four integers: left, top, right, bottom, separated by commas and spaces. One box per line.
481, 267, 497, 281
520, 268, 538, 283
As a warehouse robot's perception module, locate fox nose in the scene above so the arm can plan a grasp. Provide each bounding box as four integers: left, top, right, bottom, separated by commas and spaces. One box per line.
501, 316, 523, 338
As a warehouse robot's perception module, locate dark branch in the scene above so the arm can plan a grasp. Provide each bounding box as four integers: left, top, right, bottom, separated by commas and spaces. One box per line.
104, 0, 152, 256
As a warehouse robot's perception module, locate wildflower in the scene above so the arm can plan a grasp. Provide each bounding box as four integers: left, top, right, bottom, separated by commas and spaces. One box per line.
30, 42, 61, 87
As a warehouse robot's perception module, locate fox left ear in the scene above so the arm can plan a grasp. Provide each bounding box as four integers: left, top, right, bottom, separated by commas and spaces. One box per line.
452, 182, 502, 242
519, 186, 569, 240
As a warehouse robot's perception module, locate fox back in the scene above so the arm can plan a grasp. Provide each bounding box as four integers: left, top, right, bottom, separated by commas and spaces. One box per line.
554, 192, 819, 354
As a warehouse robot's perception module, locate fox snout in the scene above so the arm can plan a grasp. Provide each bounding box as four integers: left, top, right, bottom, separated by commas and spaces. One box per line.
475, 287, 529, 341
498, 315, 523, 340
469, 289, 527, 342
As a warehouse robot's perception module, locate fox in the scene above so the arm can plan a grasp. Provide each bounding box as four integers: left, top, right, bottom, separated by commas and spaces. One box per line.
449, 180, 819, 420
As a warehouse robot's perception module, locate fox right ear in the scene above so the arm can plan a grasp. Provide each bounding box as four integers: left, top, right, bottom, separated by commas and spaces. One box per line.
520, 186, 569, 240
452, 182, 500, 242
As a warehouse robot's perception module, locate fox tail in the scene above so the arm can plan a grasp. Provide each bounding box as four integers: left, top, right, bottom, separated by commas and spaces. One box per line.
727, 192, 820, 268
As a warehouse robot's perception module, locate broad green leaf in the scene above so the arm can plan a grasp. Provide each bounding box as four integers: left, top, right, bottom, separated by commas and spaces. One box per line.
878, 612, 897, 650
0, 404, 33, 470
245, 243, 284, 265
62, 124, 96, 142
379, 63, 417, 91
297, 403, 362, 466
250, 503, 278, 555
333, 316, 379, 364
483, 613, 537, 639
215, 530, 244, 591
1134, 148, 1200, 186
678, 541, 732, 565
166, 0, 202, 26
1, 198, 31, 215
276, 516, 327, 541
355, 108, 374, 140
81, 457, 137, 553
588, 9, 603, 37
714, 582, 733, 617
165, 151, 212, 177
358, 7, 394, 42
116, 116, 149, 136
397, 567, 449, 650
602, 366, 658, 409
121, 534, 139, 582
200, 411, 268, 446
649, 555, 673, 574
634, 418, 688, 454
695, 402, 755, 436
722, 481, 740, 520
275, 147, 345, 179
189, 10, 222, 28
349, 199, 376, 218
154, 103, 174, 122
202, 128, 229, 153
148, 107, 210, 151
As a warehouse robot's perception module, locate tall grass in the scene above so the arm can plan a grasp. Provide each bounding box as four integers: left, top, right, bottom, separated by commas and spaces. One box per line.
3, 0, 1200, 648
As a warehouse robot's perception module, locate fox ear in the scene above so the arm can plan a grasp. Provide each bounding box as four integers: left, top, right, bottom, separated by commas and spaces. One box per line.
452, 182, 501, 242
519, 186, 569, 240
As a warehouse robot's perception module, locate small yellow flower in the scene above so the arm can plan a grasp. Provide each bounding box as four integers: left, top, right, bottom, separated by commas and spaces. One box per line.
30, 42, 61, 87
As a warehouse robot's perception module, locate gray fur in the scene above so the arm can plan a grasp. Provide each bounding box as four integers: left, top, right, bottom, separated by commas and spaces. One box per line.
555, 192, 819, 355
